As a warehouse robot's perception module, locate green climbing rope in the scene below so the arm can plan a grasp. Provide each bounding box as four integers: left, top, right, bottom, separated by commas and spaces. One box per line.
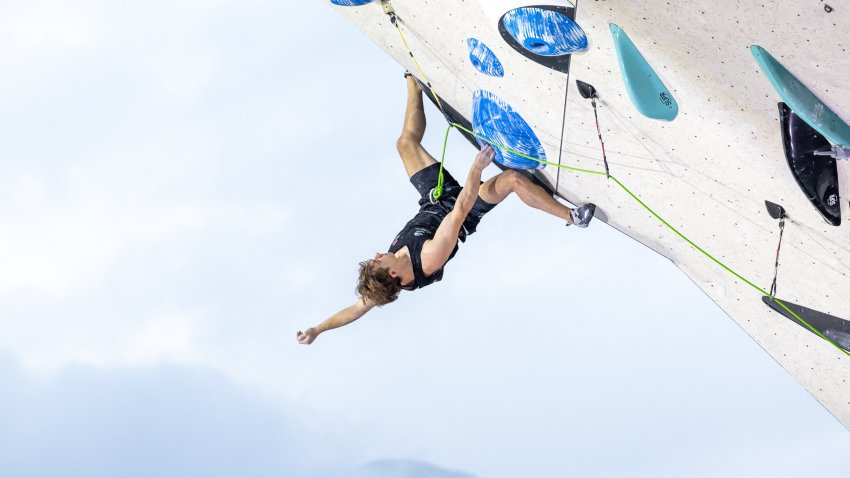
391, 12, 452, 201
388, 4, 848, 358
445, 121, 850, 358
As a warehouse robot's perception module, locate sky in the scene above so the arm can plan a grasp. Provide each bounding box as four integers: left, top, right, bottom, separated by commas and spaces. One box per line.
0, 1, 848, 477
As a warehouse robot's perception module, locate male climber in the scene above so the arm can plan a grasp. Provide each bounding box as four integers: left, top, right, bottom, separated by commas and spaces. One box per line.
296, 75, 595, 345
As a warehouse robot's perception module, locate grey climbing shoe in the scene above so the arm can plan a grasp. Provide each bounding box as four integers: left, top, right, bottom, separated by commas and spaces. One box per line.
567, 203, 596, 228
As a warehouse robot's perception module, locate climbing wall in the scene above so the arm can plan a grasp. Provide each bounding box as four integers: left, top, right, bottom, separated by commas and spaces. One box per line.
331, 0, 850, 428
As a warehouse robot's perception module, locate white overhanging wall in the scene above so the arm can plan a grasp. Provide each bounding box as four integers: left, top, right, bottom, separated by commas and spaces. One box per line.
331, 0, 850, 429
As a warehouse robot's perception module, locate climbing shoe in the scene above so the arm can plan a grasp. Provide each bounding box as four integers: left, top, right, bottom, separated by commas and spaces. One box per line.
567, 203, 596, 228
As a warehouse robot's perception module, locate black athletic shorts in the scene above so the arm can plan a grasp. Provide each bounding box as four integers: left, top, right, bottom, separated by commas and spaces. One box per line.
409, 163, 497, 241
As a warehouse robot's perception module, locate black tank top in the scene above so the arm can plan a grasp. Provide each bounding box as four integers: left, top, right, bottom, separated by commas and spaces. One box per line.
388, 208, 460, 291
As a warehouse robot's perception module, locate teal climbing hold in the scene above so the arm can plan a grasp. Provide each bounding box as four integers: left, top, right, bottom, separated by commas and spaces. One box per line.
609, 23, 678, 121
751, 45, 850, 148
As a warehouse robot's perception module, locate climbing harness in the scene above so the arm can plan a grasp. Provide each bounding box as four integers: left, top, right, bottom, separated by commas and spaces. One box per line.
381, 4, 848, 357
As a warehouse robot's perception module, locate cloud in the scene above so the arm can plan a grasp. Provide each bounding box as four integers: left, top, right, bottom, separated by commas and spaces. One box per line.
358, 460, 476, 478
0, 0, 400, 380
2, 3, 849, 478
0, 355, 354, 478
0, 356, 483, 478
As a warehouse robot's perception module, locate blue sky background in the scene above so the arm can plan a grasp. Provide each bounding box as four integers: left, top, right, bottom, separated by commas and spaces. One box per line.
0, 1, 847, 477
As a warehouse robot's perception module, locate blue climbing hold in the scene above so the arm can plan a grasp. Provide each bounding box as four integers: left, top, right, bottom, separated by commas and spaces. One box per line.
610, 23, 678, 121
466, 38, 504, 77
329, 0, 372, 6
472, 90, 546, 170
751, 45, 850, 149
501, 7, 588, 56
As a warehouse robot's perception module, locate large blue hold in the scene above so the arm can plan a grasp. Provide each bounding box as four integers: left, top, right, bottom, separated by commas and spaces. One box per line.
329, 0, 372, 6
751, 45, 850, 148
501, 7, 588, 56
466, 38, 504, 77
472, 90, 546, 170
610, 23, 678, 121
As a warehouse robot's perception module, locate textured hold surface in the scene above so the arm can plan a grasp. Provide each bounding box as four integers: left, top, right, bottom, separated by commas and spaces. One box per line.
610, 23, 678, 121
752, 45, 850, 148
466, 38, 504, 77
501, 6, 587, 56
334, 0, 850, 429
472, 90, 546, 170
329, 0, 373, 6
778, 102, 841, 225
762, 296, 850, 353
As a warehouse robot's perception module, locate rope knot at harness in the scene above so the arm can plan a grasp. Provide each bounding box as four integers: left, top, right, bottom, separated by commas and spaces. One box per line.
428, 186, 442, 205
